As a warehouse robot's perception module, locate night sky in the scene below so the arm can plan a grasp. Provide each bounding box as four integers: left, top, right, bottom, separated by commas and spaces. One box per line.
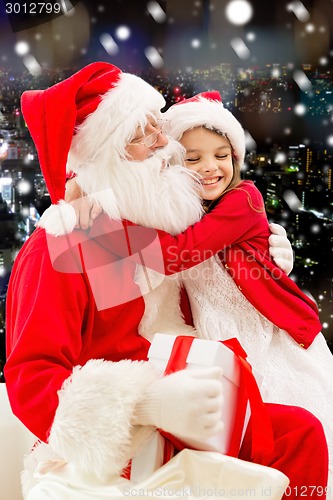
0, 0, 332, 72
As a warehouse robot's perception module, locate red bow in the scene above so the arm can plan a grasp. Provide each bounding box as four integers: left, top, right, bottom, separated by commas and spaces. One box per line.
159, 335, 274, 462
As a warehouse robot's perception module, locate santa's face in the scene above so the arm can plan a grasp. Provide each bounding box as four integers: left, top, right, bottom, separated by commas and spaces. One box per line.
180, 127, 234, 201
125, 117, 168, 161
76, 134, 203, 235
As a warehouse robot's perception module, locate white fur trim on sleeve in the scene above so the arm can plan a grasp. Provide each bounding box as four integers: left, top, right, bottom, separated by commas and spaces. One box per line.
47, 359, 157, 482
37, 201, 77, 236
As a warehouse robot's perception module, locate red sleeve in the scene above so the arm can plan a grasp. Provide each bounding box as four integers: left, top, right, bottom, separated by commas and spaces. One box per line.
5, 235, 88, 441
115, 182, 269, 275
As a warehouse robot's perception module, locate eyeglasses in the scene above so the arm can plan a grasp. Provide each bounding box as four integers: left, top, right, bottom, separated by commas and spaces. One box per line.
130, 128, 163, 148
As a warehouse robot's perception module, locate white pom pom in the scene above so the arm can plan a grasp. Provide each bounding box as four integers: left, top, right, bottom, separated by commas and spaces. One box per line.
38, 200, 77, 236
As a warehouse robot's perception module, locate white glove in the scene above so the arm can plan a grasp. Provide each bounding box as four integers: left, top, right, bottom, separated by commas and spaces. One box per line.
133, 367, 224, 441
268, 223, 294, 275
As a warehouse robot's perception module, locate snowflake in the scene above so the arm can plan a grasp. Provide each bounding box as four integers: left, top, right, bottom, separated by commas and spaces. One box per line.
246, 32, 256, 42
286, 1, 310, 22
22, 55, 42, 76
115, 26, 131, 41
145, 47, 164, 68
293, 70, 312, 91
283, 190, 302, 211
230, 38, 250, 60
319, 57, 328, 66
310, 224, 321, 234
147, 1, 167, 23
100, 34, 119, 56
305, 23, 315, 33
294, 103, 307, 116
191, 39, 201, 49
225, 0, 253, 26
14, 41, 30, 56
275, 152, 287, 164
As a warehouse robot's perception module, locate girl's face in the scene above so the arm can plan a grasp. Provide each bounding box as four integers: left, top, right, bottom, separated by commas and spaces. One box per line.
180, 127, 234, 201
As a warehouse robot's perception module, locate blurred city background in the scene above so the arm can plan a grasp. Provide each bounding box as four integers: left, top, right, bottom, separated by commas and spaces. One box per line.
0, 0, 332, 379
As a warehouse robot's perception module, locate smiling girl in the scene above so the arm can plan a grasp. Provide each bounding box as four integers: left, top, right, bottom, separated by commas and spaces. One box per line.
162, 92, 333, 489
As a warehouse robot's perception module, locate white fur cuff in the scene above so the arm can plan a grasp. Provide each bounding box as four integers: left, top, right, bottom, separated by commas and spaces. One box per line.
37, 201, 77, 236
48, 359, 157, 482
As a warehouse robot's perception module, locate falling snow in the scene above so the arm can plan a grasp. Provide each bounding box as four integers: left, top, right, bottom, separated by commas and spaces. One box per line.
294, 103, 307, 116
225, 0, 253, 26
14, 41, 30, 56
147, 1, 167, 23
191, 39, 201, 49
293, 70, 312, 92
22, 55, 42, 75
100, 33, 119, 56
144, 46, 164, 68
283, 190, 303, 211
115, 26, 131, 41
230, 37, 250, 59
286, 1, 310, 23
244, 130, 256, 151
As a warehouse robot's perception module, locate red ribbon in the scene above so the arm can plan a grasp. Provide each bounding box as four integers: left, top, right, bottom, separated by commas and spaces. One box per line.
222, 337, 274, 461
159, 335, 274, 462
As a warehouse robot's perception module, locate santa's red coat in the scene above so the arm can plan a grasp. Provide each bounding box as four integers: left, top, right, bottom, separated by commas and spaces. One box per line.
5, 180, 325, 491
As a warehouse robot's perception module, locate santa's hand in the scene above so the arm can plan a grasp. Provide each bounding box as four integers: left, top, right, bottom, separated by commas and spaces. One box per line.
133, 367, 224, 441
65, 178, 102, 230
268, 223, 294, 275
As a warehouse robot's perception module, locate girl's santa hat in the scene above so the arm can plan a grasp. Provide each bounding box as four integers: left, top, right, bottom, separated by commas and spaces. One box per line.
163, 91, 246, 170
21, 62, 165, 235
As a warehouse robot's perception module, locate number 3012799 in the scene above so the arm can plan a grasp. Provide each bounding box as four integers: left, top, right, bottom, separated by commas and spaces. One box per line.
5, 3, 62, 14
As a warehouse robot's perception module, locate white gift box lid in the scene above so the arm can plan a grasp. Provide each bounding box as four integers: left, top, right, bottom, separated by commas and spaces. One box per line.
148, 333, 241, 386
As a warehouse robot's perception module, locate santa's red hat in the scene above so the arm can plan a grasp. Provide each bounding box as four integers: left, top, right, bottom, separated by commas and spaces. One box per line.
21, 62, 165, 235
164, 91, 245, 169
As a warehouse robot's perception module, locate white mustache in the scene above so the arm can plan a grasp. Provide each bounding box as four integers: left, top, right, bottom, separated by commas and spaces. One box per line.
146, 137, 185, 168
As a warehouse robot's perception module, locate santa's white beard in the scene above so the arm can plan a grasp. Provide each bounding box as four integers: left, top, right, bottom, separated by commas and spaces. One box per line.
76, 139, 204, 235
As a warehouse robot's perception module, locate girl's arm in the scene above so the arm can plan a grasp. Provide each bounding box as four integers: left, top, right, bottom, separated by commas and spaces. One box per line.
145, 183, 268, 274
89, 182, 269, 275
68, 178, 293, 274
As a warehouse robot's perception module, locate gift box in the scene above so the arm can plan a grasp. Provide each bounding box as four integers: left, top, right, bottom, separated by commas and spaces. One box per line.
148, 334, 271, 459
129, 431, 165, 484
